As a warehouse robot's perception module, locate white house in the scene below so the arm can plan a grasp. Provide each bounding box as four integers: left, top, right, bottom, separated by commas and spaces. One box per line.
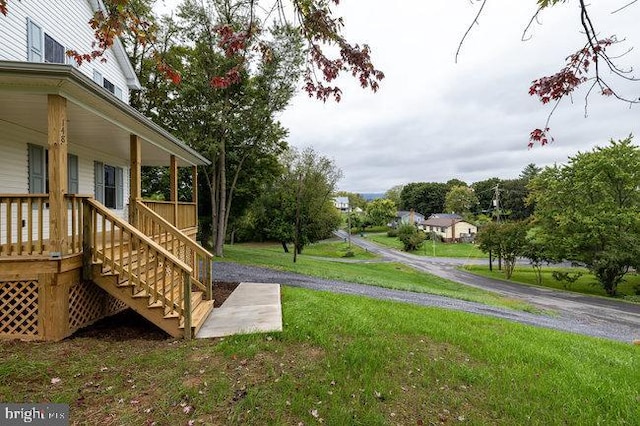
423, 216, 477, 242
0, 1, 214, 342
333, 196, 349, 212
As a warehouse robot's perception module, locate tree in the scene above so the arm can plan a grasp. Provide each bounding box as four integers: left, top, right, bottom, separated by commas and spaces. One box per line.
247, 147, 342, 258
164, 1, 303, 256
397, 223, 425, 252
477, 221, 528, 279
399, 182, 447, 216
471, 177, 501, 215
529, 138, 640, 295
384, 184, 404, 208
366, 198, 396, 227
444, 185, 478, 215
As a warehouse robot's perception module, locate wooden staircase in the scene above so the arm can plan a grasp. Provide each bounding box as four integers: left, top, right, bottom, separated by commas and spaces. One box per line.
84, 199, 214, 339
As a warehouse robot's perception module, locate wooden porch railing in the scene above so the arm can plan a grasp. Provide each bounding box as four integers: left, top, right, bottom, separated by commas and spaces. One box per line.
134, 201, 212, 300
0, 194, 87, 256
0, 194, 48, 256
84, 198, 192, 336
141, 200, 197, 230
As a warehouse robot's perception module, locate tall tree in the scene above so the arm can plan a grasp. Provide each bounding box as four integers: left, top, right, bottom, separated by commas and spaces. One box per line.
400, 182, 447, 216
366, 198, 396, 227
529, 138, 640, 295
384, 184, 404, 208
170, 0, 303, 255
248, 147, 342, 257
444, 185, 478, 215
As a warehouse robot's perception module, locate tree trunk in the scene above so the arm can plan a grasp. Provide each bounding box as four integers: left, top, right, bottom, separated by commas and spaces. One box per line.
281, 241, 289, 253
489, 250, 493, 272
215, 138, 226, 257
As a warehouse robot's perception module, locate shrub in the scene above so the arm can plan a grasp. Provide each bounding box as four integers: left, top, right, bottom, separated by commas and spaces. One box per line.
387, 228, 398, 238
397, 224, 425, 252
552, 270, 583, 289
342, 250, 355, 258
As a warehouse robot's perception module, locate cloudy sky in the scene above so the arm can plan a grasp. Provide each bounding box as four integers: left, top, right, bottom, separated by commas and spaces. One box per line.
160, 1, 640, 193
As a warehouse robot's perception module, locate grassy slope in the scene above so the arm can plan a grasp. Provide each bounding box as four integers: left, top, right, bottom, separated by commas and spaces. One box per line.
1, 288, 637, 425
366, 233, 487, 258
219, 243, 531, 311
464, 265, 640, 300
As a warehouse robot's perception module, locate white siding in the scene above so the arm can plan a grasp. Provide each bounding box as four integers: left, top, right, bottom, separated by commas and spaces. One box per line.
0, 131, 30, 194
0, 0, 130, 102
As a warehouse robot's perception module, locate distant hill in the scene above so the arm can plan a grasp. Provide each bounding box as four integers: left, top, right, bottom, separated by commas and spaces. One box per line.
360, 193, 385, 201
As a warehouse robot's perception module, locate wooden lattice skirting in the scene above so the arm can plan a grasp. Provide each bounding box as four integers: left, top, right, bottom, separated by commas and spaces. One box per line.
0, 280, 39, 339
68, 281, 127, 333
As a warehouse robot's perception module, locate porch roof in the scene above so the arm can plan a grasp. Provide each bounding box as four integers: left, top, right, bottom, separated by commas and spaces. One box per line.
0, 61, 210, 167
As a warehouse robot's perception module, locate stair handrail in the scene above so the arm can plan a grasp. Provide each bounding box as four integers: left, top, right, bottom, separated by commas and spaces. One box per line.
84, 198, 192, 337
135, 200, 213, 300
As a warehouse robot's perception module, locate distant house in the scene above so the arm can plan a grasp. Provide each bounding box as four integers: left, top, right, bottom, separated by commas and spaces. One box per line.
333, 197, 349, 212
392, 210, 425, 227
423, 215, 477, 242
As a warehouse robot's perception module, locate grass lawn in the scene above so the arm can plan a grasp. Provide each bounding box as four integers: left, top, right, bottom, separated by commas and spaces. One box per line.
463, 265, 640, 301
365, 233, 487, 258
2, 288, 638, 425
219, 243, 533, 311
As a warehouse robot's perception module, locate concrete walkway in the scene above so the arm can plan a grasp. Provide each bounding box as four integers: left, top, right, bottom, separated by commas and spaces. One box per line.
196, 283, 282, 338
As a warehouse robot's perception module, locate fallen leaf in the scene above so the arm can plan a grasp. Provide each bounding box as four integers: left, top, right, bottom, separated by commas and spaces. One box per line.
50, 377, 61, 385
310, 409, 319, 418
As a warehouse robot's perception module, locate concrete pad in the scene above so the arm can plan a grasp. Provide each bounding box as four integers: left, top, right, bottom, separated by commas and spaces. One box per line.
196, 282, 282, 338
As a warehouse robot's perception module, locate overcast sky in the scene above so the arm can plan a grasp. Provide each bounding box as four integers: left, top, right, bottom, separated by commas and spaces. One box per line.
159, 0, 640, 193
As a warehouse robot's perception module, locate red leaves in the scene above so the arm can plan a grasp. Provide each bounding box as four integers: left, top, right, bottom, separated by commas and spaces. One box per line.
215, 24, 248, 58
157, 61, 182, 85
211, 66, 241, 89
528, 37, 615, 147
528, 128, 554, 149
0, 0, 8, 16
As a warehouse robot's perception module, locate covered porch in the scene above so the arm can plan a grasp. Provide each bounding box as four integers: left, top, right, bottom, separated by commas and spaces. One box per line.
0, 62, 213, 341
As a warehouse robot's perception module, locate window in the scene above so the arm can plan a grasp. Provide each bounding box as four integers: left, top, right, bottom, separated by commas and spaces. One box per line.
103, 78, 115, 94
44, 34, 65, 64
94, 162, 123, 209
28, 144, 78, 194
27, 19, 65, 64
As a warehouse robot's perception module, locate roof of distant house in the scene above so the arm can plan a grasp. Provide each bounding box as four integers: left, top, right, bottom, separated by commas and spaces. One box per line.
429, 213, 463, 220
423, 217, 466, 228
334, 197, 349, 204
397, 210, 425, 218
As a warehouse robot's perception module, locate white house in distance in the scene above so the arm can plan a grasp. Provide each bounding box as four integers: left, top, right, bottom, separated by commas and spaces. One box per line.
0, 1, 215, 341
393, 210, 425, 227
333, 196, 349, 212
423, 213, 477, 242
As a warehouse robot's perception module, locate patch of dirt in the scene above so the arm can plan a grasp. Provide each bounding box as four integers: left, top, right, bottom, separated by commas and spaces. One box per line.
213, 281, 239, 307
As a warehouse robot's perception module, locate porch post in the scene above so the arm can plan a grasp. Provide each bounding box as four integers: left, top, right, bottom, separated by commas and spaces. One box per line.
48, 95, 68, 257
129, 134, 142, 226
191, 166, 198, 227
170, 155, 178, 226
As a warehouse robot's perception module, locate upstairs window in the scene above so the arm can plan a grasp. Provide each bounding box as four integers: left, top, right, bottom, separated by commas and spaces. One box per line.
27, 19, 65, 64
103, 78, 115, 94
44, 34, 65, 64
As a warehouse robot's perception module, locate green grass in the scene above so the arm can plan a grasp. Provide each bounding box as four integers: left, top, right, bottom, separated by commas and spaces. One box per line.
365, 233, 487, 258
463, 265, 640, 301
2, 288, 638, 425
299, 239, 378, 259
219, 243, 533, 311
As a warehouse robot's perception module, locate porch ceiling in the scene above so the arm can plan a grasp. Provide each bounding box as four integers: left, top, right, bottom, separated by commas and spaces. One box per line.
0, 62, 210, 167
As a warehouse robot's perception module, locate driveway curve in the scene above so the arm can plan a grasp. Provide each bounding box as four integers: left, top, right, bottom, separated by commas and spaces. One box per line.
214, 244, 640, 344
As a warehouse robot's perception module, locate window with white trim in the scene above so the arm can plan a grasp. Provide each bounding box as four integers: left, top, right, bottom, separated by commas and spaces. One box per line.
27, 19, 66, 64
94, 162, 123, 209
28, 144, 78, 194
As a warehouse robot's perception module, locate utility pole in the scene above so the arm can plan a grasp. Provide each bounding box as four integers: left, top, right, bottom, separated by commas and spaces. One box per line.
493, 184, 501, 223
492, 183, 502, 270
347, 203, 351, 249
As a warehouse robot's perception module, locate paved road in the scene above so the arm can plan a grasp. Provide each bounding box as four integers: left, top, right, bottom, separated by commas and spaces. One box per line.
214, 234, 640, 343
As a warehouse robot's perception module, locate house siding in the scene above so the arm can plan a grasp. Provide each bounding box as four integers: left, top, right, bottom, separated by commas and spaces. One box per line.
0, 132, 131, 240
0, 0, 130, 102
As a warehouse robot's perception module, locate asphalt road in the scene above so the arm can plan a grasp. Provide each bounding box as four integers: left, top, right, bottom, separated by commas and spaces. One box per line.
214, 233, 640, 343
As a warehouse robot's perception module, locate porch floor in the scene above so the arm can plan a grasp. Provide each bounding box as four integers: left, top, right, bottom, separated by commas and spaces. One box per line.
196, 283, 282, 338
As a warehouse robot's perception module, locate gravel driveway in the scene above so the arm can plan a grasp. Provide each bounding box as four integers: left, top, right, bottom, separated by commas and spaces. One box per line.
214, 261, 640, 344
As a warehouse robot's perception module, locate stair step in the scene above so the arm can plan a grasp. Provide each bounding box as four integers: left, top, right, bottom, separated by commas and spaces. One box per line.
181, 299, 214, 333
